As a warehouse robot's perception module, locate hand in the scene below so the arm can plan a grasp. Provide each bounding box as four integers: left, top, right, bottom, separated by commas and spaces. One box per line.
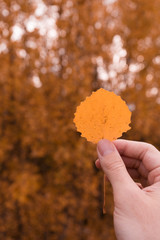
96, 139, 160, 240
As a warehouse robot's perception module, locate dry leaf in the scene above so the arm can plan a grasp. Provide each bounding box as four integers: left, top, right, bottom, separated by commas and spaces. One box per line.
73, 88, 131, 143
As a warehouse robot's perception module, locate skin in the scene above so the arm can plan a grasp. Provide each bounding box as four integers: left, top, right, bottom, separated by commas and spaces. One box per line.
96, 139, 160, 240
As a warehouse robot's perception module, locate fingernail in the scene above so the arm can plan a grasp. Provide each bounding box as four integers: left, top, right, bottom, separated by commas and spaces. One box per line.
97, 139, 114, 157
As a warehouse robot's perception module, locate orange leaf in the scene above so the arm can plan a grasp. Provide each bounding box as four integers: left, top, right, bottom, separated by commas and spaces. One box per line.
73, 88, 131, 143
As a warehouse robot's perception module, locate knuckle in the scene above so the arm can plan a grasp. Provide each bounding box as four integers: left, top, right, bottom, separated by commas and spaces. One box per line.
140, 143, 158, 160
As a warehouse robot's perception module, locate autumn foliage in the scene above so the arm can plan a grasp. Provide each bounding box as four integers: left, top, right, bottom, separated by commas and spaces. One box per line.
0, 0, 160, 239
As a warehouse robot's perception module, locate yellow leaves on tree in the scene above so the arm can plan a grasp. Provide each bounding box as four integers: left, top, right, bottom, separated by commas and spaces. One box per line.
74, 88, 131, 143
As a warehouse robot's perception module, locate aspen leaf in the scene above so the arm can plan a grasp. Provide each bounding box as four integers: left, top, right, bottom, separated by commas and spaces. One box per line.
73, 88, 131, 143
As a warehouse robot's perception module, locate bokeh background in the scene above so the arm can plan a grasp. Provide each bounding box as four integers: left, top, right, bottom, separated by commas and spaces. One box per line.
0, 0, 160, 239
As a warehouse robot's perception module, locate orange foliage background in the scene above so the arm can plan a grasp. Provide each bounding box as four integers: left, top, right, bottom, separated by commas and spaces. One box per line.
0, 0, 160, 239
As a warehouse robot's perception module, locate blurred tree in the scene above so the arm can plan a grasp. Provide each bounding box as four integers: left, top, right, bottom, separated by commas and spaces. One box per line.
118, 0, 160, 148
100, 0, 160, 148
0, 0, 114, 239
0, 0, 160, 239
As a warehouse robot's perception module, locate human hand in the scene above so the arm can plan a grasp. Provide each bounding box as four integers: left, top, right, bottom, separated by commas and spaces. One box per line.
96, 139, 160, 240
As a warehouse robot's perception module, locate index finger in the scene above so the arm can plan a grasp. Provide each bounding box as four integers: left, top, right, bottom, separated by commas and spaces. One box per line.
113, 139, 160, 171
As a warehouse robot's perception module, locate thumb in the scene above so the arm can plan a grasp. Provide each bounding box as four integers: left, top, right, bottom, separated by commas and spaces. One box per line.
97, 139, 138, 196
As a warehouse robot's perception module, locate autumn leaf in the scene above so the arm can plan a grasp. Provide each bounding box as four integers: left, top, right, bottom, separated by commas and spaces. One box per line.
74, 88, 131, 143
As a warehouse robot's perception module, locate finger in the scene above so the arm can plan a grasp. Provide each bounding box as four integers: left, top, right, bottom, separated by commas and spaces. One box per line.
95, 159, 102, 169
113, 139, 160, 172
97, 139, 139, 199
97, 156, 141, 171
126, 168, 148, 187
95, 159, 109, 181
113, 139, 154, 160
121, 156, 140, 169
138, 162, 149, 178
96, 157, 144, 179
122, 156, 149, 178
97, 156, 143, 173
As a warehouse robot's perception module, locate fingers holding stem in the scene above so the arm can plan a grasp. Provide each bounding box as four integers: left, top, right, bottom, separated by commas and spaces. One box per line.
95, 158, 147, 188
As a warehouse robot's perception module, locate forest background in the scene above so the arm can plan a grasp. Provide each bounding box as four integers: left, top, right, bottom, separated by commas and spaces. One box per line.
0, 0, 160, 239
